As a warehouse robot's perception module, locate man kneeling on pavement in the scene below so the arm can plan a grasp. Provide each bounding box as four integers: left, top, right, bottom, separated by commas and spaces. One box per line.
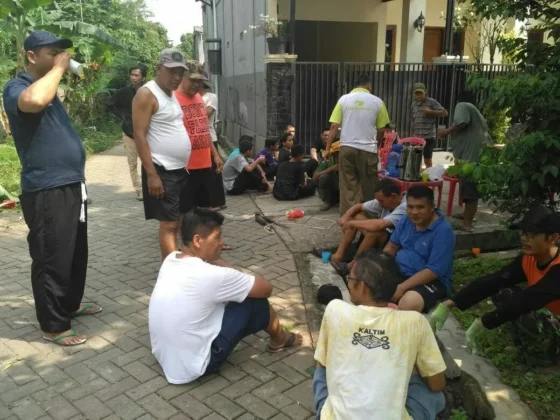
149, 209, 302, 384
431, 206, 560, 369
313, 250, 447, 420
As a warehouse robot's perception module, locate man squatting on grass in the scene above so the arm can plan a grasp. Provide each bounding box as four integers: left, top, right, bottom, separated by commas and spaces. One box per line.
430, 206, 560, 367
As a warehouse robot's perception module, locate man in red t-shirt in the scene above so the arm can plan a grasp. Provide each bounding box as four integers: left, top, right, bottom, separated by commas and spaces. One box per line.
175, 62, 223, 214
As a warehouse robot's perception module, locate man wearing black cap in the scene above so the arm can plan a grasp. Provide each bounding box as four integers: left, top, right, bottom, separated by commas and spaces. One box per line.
2, 30, 101, 346
132, 49, 191, 260
430, 207, 560, 368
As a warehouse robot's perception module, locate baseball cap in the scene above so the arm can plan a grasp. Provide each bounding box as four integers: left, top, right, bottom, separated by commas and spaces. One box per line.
157, 49, 188, 69
185, 61, 208, 81
24, 30, 73, 51
413, 82, 426, 93
510, 206, 560, 234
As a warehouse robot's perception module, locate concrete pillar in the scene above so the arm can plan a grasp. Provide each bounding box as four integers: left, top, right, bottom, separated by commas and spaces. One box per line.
375, 2, 388, 62
264, 55, 297, 138
400, 0, 426, 63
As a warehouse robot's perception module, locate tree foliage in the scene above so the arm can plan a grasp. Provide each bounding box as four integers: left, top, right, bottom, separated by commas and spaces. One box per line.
176, 32, 194, 61
465, 0, 560, 222
0, 0, 171, 129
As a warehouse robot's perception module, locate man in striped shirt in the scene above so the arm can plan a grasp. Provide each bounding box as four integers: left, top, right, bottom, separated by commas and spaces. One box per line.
410, 83, 447, 169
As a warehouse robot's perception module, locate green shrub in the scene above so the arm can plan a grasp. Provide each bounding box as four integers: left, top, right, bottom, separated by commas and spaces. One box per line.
0, 121, 121, 195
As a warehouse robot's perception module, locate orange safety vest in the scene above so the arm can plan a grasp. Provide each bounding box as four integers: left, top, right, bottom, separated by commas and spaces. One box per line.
522, 254, 560, 315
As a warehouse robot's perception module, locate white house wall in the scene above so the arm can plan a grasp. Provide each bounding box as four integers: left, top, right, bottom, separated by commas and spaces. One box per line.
204, 0, 269, 149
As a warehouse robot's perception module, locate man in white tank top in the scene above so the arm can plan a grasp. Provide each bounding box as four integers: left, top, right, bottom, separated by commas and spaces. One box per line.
132, 49, 192, 260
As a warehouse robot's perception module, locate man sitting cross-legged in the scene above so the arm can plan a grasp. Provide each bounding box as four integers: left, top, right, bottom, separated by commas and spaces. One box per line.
329, 178, 407, 274
382, 185, 455, 313
313, 250, 446, 420
273, 144, 317, 201
222, 139, 270, 195
149, 209, 303, 384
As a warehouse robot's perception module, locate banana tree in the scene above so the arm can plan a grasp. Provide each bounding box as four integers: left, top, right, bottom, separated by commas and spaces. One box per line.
0, 0, 120, 70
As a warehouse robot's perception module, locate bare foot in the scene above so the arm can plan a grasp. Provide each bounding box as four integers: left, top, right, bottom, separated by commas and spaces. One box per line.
331, 253, 343, 264
43, 329, 87, 346
268, 332, 303, 353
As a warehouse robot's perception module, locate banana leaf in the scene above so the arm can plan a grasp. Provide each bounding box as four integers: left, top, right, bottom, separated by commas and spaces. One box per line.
38, 21, 121, 47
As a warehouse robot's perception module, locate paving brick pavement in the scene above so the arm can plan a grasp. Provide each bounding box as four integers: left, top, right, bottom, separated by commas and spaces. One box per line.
0, 145, 316, 420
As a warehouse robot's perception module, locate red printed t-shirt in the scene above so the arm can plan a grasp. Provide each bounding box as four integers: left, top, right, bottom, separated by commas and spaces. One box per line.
175, 91, 212, 170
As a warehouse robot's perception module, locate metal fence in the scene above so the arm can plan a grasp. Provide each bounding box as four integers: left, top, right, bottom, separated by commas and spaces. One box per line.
292, 62, 520, 153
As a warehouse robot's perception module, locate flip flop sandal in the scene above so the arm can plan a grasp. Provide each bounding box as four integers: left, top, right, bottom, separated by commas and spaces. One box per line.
267, 332, 301, 353
312, 247, 324, 258
452, 214, 477, 222
330, 261, 349, 279
452, 223, 474, 233
43, 329, 87, 346
71, 303, 102, 317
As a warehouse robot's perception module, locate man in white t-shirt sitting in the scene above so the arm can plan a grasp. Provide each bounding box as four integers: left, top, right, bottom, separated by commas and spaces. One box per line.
149, 209, 303, 384
313, 250, 446, 420
328, 178, 407, 276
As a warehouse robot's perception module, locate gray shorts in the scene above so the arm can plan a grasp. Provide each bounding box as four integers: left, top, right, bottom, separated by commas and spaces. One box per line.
459, 176, 479, 202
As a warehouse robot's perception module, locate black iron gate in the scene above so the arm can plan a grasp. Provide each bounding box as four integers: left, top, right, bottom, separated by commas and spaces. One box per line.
292, 62, 519, 153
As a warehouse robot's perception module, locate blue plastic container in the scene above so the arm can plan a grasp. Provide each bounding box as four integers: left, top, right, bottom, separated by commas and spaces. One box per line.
386, 144, 403, 178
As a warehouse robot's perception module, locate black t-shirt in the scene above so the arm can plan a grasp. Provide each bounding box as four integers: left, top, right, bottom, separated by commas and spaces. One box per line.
273, 162, 305, 200
453, 254, 560, 330
278, 148, 291, 164
313, 139, 326, 154
108, 86, 137, 138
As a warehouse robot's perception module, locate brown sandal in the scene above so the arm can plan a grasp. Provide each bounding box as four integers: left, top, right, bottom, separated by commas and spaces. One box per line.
267, 333, 302, 353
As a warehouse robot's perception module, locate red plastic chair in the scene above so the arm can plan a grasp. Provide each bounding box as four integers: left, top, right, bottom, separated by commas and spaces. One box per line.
443, 175, 463, 216
379, 131, 398, 170
398, 137, 426, 147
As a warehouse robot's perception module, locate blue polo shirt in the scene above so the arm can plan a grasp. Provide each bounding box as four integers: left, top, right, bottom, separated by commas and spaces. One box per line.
390, 210, 455, 293
3, 72, 85, 193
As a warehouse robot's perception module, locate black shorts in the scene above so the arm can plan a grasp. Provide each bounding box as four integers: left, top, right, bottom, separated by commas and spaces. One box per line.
142, 164, 188, 222
423, 138, 435, 159
179, 167, 213, 213
459, 176, 479, 202
398, 276, 448, 313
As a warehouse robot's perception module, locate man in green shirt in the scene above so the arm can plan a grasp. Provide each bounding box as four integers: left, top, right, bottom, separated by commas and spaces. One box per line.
313, 141, 340, 211
438, 91, 492, 232
325, 75, 391, 215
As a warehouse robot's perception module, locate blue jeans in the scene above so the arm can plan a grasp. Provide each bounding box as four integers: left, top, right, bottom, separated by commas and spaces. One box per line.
205, 298, 270, 374
313, 367, 445, 420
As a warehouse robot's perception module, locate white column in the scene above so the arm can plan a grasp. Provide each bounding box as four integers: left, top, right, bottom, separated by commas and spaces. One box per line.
400, 0, 426, 63
375, 2, 388, 62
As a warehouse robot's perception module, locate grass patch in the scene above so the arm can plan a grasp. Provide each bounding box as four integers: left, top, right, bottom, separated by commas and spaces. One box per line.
0, 120, 121, 196
452, 257, 560, 419
0, 139, 21, 195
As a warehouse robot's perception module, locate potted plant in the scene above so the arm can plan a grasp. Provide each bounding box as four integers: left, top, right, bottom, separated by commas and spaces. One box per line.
250, 15, 287, 55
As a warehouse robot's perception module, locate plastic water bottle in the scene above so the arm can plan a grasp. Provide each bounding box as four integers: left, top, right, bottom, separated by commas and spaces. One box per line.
387, 144, 403, 178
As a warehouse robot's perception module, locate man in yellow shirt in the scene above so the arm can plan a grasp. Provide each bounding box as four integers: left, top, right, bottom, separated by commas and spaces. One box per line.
313, 250, 446, 419
325, 74, 391, 215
